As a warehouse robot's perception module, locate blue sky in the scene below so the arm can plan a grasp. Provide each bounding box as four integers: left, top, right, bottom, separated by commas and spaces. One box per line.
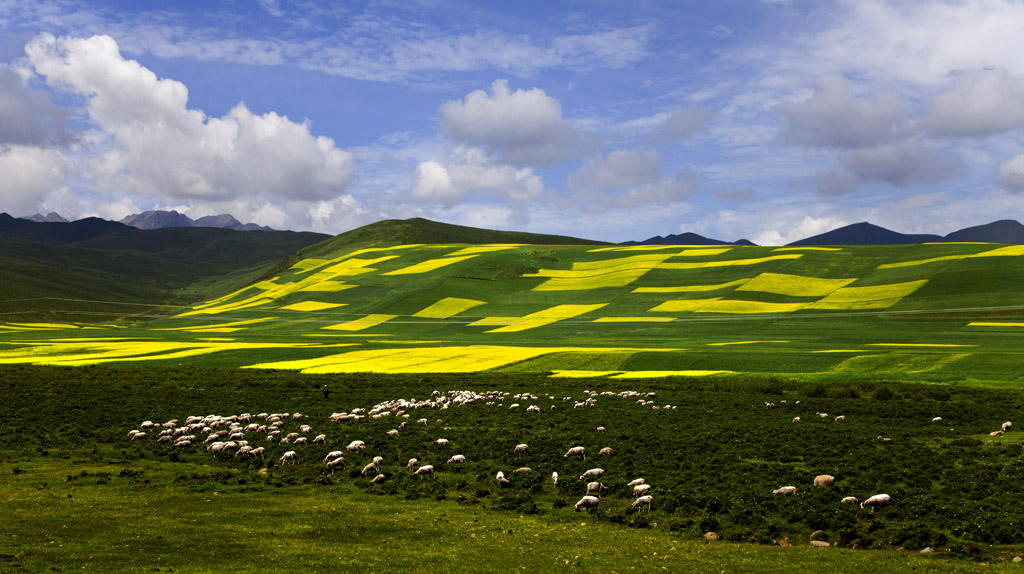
2, 0, 1024, 244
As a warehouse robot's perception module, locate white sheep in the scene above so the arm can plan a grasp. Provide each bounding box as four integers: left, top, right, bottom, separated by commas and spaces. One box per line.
773, 486, 797, 495
414, 465, 434, 478
574, 496, 600, 511
633, 483, 651, 497
861, 493, 891, 510
586, 481, 608, 495
813, 475, 836, 488
632, 495, 653, 512
564, 446, 585, 459
514, 444, 529, 455
447, 454, 466, 464
579, 468, 604, 480
279, 451, 297, 465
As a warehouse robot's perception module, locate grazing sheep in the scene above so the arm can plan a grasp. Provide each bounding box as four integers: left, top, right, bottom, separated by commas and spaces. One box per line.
514, 444, 529, 455
579, 468, 604, 480
552, 472, 558, 487
574, 496, 600, 511
447, 454, 466, 464
1003, 421, 1013, 432
414, 465, 435, 478
627, 478, 645, 487
813, 475, 836, 488
312, 434, 326, 444
564, 446, 585, 459
434, 438, 449, 446
406, 458, 418, 469
632, 495, 653, 512
346, 440, 366, 451
513, 467, 531, 473
633, 484, 651, 497
773, 486, 797, 496
841, 496, 858, 505
599, 447, 613, 456
861, 493, 891, 510
586, 481, 608, 495
370, 473, 386, 484
279, 451, 297, 465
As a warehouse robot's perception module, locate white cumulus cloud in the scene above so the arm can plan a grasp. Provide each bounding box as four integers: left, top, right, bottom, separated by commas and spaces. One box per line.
24, 34, 356, 222
439, 79, 577, 166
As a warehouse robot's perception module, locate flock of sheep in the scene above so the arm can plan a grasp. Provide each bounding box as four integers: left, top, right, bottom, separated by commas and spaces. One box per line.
127, 387, 1016, 531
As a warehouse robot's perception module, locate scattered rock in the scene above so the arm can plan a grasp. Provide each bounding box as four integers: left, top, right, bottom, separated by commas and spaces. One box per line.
920, 547, 933, 554
810, 540, 831, 548
704, 532, 719, 540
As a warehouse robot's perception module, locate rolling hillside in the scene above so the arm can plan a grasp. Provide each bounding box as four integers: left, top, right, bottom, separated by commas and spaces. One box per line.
2, 237, 1024, 383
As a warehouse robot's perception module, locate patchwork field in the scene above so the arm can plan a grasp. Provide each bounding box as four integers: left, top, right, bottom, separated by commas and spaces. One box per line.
1, 241, 1023, 385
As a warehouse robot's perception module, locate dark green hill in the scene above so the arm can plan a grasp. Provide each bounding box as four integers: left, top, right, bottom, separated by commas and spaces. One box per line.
298, 217, 606, 259
0, 213, 330, 322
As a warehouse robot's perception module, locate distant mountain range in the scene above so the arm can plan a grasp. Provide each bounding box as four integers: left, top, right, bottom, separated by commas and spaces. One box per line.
621, 232, 757, 246
624, 220, 1024, 246
22, 210, 273, 231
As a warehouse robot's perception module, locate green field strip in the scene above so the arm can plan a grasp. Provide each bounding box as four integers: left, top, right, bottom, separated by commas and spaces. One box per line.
632, 278, 750, 293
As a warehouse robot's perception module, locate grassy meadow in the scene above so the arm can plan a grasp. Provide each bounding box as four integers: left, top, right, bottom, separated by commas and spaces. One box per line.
4, 236, 1024, 571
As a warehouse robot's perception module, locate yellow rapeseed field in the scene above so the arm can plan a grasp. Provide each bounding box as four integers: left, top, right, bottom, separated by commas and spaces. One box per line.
381, 254, 479, 275
736, 272, 857, 297
470, 304, 608, 333
278, 301, 347, 312
322, 314, 397, 331
805, 279, 928, 310
412, 297, 486, 319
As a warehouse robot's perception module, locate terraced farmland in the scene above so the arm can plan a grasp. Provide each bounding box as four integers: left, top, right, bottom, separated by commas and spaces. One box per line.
1, 241, 1023, 384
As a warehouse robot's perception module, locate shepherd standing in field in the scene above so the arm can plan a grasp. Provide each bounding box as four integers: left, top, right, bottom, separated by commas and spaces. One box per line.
322, 385, 330, 399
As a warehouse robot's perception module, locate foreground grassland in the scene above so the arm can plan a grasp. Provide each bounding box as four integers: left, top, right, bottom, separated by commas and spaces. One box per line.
3, 366, 1024, 572
2, 242, 1024, 384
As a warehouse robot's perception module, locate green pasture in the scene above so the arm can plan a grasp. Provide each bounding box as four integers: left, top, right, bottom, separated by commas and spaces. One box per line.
1, 242, 1024, 383
3, 365, 1024, 572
